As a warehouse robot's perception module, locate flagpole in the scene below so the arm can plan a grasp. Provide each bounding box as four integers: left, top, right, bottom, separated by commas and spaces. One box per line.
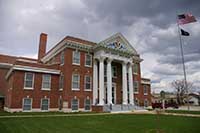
176, 16, 190, 111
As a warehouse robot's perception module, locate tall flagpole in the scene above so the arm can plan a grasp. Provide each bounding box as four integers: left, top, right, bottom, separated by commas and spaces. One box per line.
176, 16, 190, 111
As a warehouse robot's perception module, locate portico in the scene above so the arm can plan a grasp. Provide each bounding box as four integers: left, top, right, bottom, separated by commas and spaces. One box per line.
92, 33, 140, 106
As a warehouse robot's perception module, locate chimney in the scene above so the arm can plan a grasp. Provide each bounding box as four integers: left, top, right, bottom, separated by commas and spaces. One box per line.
38, 33, 47, 61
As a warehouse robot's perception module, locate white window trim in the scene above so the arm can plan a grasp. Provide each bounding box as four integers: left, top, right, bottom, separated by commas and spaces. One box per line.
72, 74, 80, 91
84, 99, 91, 111
144, 85, 148, 95
85, 54, 92, 67
71, 98, 79, 111
60, 51, 65, 66
59, 75, 64, 91
42, 74, 51, 91
22, 98, 32, 111
84, 75, 92, 91
24, 72, 34, 90
40, 98, 50, 111
72, 51, 80, 66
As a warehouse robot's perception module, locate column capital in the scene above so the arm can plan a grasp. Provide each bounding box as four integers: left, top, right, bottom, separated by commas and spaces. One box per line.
99, 56, 106, 62
128, 62, 133, 67
122, 60, 128, 65
107, 58, 113, 64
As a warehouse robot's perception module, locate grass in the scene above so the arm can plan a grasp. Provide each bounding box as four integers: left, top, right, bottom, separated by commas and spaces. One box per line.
0, 114, 199, 133
165, 110, 200, 115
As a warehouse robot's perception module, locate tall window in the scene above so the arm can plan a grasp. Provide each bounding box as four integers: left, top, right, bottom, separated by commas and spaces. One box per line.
134, 98, 139, 106
60, 51, 65, 65
134, 81, 139, 93
23, 98, 32, 111
85, 76, 91, 90
84, 99, 91, 110
133, 63, 138, 74
24, 72, 34, 89
71, 99, 78, 111
85, 54, 92, 67
42, 74, 51, 90
59, 75, 64, 90
143, 85, 148, 95
41, 98, 49, 110
73, 51, 80, 65
72, 74, 80, 90
112, 66, 117, 77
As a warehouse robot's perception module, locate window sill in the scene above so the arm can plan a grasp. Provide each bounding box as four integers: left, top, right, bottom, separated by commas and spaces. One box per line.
59, 89, 63, 91
133, 73, 138, 75
134, 92, 139, 94
144, 93, 148, 96
72, 88, 80, 91
24, 87, 34, 90
84, 89, 92, 92
85, 65, 92, 68
72, 63, 80, 66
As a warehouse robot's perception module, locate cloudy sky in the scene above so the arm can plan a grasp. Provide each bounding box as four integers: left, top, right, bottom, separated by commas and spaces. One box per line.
1, 0, 200, 93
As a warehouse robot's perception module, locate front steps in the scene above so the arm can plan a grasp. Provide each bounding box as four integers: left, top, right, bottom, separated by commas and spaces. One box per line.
103, 104, 145, 113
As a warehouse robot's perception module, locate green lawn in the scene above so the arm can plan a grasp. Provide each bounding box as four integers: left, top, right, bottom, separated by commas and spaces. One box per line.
0, 114, 199, 133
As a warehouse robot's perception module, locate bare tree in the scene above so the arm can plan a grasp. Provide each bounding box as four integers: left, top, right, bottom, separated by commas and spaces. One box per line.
171, 79, 193, 105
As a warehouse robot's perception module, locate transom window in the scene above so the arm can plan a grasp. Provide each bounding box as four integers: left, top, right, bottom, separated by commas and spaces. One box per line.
71, 99, 78, 111
59, 75, 64, 90
143, 85, 148, 95
134, 81, 139, 93
60, 51, 65, 65
23, 98, 32, 111
42, 74, 51, 90
73, 51, 80, 65
133, 63, 138, 74
112, 66, 117, 77
84, 99, 91, 110
72, 74, 80, 90
24, 72, 34, 89
41, 98, 49, 111
85, 76, 92, 90
85, 54, 92, 67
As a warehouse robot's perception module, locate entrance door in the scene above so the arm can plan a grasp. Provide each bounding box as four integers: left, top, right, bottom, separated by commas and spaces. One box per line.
105, 83, 116, 104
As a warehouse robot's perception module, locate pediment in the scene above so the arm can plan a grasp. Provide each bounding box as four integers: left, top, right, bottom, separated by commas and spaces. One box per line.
99, 33, 138, 54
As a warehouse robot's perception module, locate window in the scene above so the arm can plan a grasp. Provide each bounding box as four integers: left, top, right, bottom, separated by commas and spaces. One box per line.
73, 51, 80, 65
134, 81, 139, 93
60, 51, 65, 65
85, 76, 92, 90
72, 74, 80, 90
143, 85, 148, 95
23, 98, 32, 111
85, 54, 92, 67
144, 99, 148, 107
84, 99, 91, 110
41, 98, 49, 110
134, 98, 139, 106
42, 74, 51, 90
112, 66, 117, 77
71, 99, 78, 111
59, 75, 64, 90
24, 73, 34, 89
133, 63, 138, 74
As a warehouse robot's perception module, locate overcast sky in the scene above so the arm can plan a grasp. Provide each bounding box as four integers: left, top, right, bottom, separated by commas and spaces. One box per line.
1, 0, 200, 93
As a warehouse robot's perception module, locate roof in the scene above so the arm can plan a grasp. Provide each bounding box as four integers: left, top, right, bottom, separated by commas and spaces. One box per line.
0, 54, 17, 64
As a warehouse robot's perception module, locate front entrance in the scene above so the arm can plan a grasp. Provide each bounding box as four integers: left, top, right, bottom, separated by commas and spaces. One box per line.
105, 83, 116, 104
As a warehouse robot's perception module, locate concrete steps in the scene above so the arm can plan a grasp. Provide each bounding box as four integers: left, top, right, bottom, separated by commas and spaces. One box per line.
103, 104, 145, 112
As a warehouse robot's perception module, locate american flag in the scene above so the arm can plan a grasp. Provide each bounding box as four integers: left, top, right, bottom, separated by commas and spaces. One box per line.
177, 13, 197, 25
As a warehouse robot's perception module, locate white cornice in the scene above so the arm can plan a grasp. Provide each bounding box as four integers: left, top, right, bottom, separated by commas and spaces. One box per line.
0, 63, 13, 68
6, 65, 60, 79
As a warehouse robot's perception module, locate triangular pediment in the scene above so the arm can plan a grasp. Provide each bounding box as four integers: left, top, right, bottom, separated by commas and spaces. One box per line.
99, 33, 138, 54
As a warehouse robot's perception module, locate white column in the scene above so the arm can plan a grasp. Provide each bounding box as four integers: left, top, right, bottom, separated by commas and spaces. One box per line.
93, 59, 98, 105
107, 58, 112, 104
128, 63, 134, 105
122, 61, 128, 104
99, 57, 105, 105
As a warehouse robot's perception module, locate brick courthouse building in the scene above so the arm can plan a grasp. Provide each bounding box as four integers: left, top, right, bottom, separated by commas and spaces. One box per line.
0, 33, 151, 112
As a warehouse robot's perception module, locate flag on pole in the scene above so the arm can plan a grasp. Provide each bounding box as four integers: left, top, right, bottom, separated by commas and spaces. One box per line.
180, 29, 190, 36
178, 13, 197, 25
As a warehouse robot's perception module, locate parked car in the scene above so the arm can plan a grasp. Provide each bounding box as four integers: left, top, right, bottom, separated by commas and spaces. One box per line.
152, 102, 179, 109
